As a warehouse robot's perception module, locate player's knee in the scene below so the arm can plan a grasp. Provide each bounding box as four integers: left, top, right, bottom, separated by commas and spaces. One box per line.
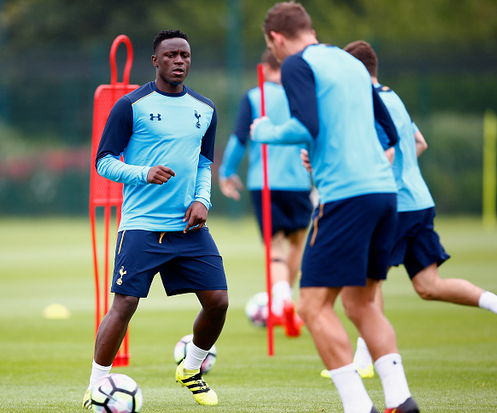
341, 297, 371, 325
111, 294, 139, 320
296, 297, 316, 324
203, 291, 229, 317
414, 284, 437, 301
412, 276, 438, 300
341, 300, 354, 320
296, 301, 306, 321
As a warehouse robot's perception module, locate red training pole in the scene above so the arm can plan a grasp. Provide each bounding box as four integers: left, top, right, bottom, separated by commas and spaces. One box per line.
257, 63, 274, 357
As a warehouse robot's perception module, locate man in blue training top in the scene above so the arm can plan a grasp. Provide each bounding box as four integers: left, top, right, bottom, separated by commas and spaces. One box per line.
82, 30, 228, 409
219, 49, 313, 337
251, 3, 418, 413
341, 40, 497, 381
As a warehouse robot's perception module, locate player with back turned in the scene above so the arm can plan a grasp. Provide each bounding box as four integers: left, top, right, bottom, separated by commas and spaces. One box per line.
340, 40, 497, 379
82, 30, 228, 409
219, 49, 313, 337
251, 2, 419, 413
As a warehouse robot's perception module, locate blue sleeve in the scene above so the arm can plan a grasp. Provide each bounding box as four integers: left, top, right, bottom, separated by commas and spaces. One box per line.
95, 96, 133, 168
252, 116, 312, 145
218, 134, 246, 178
200, 107, 217, 163
374, 121, 391, 150
281, 54, 320, 138
412, 121, 419, 134
195, 154, 212, 210
373, 87, 398, 147
97, 154, 150, 185
233, 93, 253, 145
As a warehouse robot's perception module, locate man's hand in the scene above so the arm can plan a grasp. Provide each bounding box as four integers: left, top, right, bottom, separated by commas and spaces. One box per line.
249, 116, 268, 139
300, 148, 312, 173
384, 147, 395, 165
183, 201, 208, 233
219, 175, 244, 201
147, 165, 176, 184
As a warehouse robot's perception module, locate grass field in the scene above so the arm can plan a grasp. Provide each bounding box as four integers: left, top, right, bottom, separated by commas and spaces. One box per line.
0, 215, 496, 412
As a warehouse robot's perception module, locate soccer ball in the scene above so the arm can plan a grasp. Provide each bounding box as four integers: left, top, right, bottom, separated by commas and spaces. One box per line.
173, 334, 217, 374
245, 292, 268, 327
91, 373, 142, 413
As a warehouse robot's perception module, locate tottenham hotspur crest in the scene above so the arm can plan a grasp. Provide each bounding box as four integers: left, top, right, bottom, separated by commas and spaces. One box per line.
194, 110, 201, 129
117, 266, 126, 285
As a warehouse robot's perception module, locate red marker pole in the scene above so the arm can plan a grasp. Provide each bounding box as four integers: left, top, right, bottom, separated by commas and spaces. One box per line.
257, 63, 274, 356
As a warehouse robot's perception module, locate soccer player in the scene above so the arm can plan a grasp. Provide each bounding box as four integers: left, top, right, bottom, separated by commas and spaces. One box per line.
82, 30, 228, 409
340, 39, 497, 379
218, 49, 313, 337
251, 3, 418, 413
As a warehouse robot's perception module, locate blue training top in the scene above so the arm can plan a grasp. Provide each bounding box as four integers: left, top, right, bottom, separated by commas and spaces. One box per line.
96, 81, 216, 232
252, 44, 397, 204
375, 83, 434, 212
218, 81, 312, 191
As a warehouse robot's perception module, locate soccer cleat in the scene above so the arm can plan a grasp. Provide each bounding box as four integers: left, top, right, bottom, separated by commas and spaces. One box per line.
82, 388, 92, 410
175, 360, 218, 405
283, 300, 304, 337
355, 363, 375, 379
384, 397, 419, 413
320, 364, 374, 379
371, 407, 380, 413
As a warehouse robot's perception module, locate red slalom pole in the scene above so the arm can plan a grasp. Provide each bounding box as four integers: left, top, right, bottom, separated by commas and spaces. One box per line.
257, 63, 274, 356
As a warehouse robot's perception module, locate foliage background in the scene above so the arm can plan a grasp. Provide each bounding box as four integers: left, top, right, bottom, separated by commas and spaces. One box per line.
0, 0, 496, 216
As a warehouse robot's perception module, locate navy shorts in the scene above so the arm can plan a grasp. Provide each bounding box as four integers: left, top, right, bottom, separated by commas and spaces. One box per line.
301, 193, 397, 288
389, 207, 450, 279
250, 190, 313, 237
111, 227, 227, 298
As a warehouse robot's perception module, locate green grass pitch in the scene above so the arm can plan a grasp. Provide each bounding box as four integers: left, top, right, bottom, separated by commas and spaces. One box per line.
0, 216, 496, 412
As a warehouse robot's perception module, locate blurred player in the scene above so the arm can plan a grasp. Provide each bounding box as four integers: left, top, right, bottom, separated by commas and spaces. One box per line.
219, 49, 313, 337
252, 3, 418, 413
82, 30, 228, 409
339, 39, 497, 379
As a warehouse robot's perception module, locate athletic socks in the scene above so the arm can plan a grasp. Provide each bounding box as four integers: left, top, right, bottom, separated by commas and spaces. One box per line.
374, 353, 411, 409
87, 359, 112, 390
479, 291, 497, 314
330, 363, 374, 413
272, 280, 293, 317
354, 337, 373, 369
183, 340, 209, 370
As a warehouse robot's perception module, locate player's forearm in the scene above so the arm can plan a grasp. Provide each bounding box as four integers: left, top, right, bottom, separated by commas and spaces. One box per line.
414, 130, 428, 157
219, 134, 246, 178
195, 163, 212, 210
252, 117, 313, 145
97, 154, 150, 185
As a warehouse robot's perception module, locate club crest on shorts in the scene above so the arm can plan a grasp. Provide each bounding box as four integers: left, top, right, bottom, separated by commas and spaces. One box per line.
117, 266, 127, 285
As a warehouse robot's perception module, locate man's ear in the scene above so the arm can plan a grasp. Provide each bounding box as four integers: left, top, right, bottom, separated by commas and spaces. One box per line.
151, 54, 158, 68
270, 31, 284, 46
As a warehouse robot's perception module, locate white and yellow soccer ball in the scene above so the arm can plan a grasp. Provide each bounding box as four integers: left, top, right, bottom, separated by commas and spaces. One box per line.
91, 373, 142, 413
173, 333, 217, 374
245, 291, 269, 327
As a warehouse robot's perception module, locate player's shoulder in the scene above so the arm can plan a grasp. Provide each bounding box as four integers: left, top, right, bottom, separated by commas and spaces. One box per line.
375, 83, 394, 94
184, 86, 216, 112
125, 82, 156, 104
109, 83, 154, 115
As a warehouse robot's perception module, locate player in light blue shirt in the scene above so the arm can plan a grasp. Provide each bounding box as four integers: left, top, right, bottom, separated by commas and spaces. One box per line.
343, 40, 497, 380
219, 50, 312, 337
252, 4, 417, 413
83, 30, 227, 409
